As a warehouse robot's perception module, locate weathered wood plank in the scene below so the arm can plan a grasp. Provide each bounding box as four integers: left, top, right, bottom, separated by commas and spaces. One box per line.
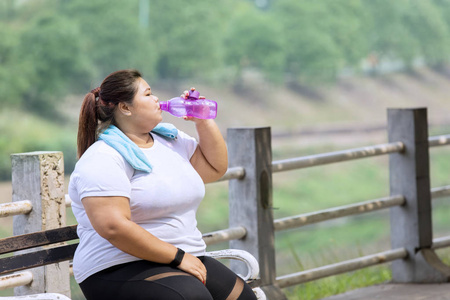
0, 244, 78, 275
0, 225, 78, 255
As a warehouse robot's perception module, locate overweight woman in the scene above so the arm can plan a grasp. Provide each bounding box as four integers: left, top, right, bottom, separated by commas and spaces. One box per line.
69, 69, 257, 300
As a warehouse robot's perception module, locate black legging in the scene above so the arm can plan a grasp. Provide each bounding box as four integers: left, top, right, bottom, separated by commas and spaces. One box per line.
79, 256, 257, 300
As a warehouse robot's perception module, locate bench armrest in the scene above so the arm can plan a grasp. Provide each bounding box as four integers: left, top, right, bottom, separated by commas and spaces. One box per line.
205, 249, 260, 281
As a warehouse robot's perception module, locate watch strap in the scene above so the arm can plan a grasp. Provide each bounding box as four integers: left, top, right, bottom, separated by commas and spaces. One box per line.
169, 248, 185, 267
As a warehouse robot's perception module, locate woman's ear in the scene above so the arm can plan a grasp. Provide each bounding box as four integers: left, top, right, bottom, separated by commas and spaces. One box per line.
118, 102, 132, 116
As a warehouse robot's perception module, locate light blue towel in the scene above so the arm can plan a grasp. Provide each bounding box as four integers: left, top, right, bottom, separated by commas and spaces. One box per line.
99, 123, 178, 173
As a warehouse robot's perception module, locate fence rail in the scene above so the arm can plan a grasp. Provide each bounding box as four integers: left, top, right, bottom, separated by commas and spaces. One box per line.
216, 166, 245, 181
276, 248, 409, 288
431, 185, 450, 199
432, 236, 450, 250
429, 134, 450, 147
202, 226, 247, 246
272, 141, 404, 172
0, 271, 33, 290
3, 108, 450, 299
0, 200, 32, 217
274, 195, 405, 231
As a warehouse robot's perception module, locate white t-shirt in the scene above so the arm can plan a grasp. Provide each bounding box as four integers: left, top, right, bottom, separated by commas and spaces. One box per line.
68, 130, 206, 283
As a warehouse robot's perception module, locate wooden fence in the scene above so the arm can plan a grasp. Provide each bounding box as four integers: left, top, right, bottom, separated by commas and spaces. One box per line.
1, 107, 450, 299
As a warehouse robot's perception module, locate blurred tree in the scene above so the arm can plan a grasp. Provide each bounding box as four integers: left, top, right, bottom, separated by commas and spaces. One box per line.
273, 0, 344, 83
362, 0, 420, 70
0, 0, 15, 21
224, 2, 285, 83
60, 0, 156, 81
0, 23, 32, 107
432, 0, 450, 70
433, 0, 450, 29
321, 0, 368, 70
404, 0, 450, 69
18, 13, 93, 116
149, 0, 224, 80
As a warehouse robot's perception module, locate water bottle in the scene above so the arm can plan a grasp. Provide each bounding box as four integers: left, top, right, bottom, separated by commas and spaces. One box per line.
159, 90, 217, 119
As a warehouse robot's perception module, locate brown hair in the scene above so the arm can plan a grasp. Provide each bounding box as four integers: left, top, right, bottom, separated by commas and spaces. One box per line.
77, 69, 142, 158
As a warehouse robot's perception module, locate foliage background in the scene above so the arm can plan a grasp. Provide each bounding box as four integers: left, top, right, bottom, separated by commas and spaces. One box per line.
1, 0, 450, 299
1, 0, 450, 179
2, 0, 450, 112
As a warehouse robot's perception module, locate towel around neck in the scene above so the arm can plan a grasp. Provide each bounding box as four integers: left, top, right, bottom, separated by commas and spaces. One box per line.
98, 123, 178, 173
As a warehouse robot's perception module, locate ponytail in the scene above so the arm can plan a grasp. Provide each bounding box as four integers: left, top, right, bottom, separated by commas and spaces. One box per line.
77, 91, 98, 158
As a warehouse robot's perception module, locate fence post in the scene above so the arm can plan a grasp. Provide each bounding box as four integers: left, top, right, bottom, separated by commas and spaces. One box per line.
388, 108, 450, 282
227, 127, 287, 299
11, 151, 70, 297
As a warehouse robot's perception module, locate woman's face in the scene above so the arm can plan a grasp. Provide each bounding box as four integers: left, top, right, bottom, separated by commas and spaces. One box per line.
127, 78, 162, 132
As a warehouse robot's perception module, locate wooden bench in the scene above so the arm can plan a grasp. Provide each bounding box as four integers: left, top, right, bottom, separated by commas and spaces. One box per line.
0, 225, 265, 299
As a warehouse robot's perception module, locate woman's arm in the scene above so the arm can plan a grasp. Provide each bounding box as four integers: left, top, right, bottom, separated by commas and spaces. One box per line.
82, 196, 207, 283
189, 118, 228, 183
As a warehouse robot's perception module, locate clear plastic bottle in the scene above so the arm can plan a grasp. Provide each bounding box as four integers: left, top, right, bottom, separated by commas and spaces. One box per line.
159, 90, 217, 119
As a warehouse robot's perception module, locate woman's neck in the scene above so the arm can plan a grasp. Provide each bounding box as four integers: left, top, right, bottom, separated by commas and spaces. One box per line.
126, 131, 154, 148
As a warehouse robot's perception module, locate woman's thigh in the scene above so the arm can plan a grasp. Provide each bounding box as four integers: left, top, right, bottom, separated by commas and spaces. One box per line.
79, 260, 212, 300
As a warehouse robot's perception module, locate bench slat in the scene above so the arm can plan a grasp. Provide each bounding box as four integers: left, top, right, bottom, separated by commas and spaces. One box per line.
0, 243, 78, 275
0, 225, 78, 255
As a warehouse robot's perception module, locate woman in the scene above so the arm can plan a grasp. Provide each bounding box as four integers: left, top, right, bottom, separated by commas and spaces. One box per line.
68, 69, 257, 300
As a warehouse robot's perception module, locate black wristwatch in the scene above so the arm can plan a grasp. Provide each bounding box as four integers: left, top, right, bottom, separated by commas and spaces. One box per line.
169, 248, 185, 267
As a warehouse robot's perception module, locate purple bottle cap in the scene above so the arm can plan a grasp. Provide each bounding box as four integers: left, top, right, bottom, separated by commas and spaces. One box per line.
188, 90, 200, 100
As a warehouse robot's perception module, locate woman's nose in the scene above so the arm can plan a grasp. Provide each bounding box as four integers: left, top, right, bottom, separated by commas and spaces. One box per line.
153, 95, 159, 102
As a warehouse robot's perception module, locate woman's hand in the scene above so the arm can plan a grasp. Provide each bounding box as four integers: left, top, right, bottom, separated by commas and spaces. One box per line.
178, 253, 207, 284
180, 87, 206, 124
181, 87, 204, 100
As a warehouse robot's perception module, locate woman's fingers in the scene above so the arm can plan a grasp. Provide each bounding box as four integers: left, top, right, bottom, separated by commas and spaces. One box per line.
180, 90, 189, 98
181, 87, 205, 100
194, 268, 207, 284
178, 253, 207, 284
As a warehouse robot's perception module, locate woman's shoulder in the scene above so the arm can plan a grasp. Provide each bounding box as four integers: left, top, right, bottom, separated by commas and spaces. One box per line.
75, 140, 129, 171
81, 140, 124, 159
69, 140, 134, 202
71, 140, 134, 182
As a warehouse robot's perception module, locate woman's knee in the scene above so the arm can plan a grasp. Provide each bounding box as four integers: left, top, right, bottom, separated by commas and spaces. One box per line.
237, 284, 258, 300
